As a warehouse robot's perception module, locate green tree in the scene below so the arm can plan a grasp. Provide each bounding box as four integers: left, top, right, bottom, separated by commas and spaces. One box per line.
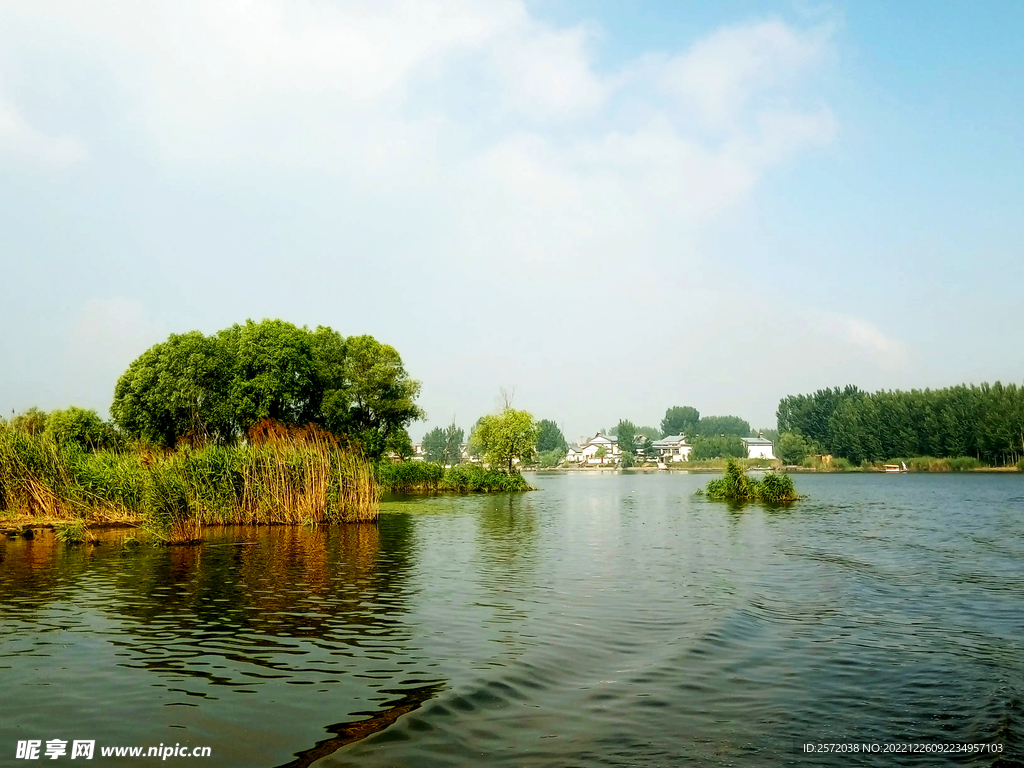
43, 407, 110, 450
421, 427, 447, 463
594, 446, 608, 463
693, 415, 751, 437
691, 436, 746, 460
619, 450, 635, 468
111, 320, 423, 457
661, 406, 699, 437
777, 432, 812, 465
112, 330, 235, 447
444, 422, 465, 466
636, 426, 660, 442
615, 419, 637, 455
536, 419, 568, 453
468, 409, 539, 473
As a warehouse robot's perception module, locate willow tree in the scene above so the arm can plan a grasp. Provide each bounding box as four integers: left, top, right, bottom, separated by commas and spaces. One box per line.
469, 409, 539, 473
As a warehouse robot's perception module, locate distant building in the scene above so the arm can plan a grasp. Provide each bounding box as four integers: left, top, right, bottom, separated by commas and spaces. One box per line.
741, 435, 775, 460
563, 433, 622, 465
651, 435, 691, 462
565, 444, 584, 464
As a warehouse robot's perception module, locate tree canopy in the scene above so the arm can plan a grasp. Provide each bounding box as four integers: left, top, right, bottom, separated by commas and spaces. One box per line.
615, 419, 637, 455
422, 422, 464, 465
690, 436, 746, 460
44, 407, 110, 450
111, 319, 423, 456
536, 419, 567, 453
777, 382, 1024, 465
661, 406, 699, 437
469, 408, 539, 473
692, 415, 751, 438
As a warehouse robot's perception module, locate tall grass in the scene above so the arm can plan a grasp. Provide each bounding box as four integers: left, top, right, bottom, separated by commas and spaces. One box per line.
698, 460, 798, 503
0, 422, 380, 541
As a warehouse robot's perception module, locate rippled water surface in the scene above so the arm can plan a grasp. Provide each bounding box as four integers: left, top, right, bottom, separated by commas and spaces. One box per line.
2, 472, 1023, 766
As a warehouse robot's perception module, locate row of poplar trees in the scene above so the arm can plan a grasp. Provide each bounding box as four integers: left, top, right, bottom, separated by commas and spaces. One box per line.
777, 382, 1024, 465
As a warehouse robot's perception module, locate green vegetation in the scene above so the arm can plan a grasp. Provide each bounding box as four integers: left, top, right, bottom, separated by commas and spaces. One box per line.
468, 409, 540, 473
111, 320, 422, 458
693, 415, 751, 438
376, 461, 531, 493
777, 432, 814, 465
0, 422, 381, 542
619, 451, 635, 468
698, 460, 798, 503
778, 381, 1024, 466
536, 419, 568, 453
537, 448, 567, 468
661, 406, 699, 437
682, 457, 777, 471
636, 426, 660, 441
615, 420, 637, 455
690, 436, 746, 460
421, 422, 464, 465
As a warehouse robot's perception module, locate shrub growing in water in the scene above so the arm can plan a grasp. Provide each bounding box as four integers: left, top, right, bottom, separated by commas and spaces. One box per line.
699, 460, 797, 503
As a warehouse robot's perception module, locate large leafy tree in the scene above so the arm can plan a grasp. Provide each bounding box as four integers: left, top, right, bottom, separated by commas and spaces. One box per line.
111, 320, 423, 456
469, 409, 539, 473
661, 406, 699, 437
536, 419, 567, 453
112, 330, 236, 447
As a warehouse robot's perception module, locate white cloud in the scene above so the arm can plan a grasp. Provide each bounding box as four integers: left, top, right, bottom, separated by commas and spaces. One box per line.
0, 94, 87, 166
657, 19, 830, 130
817, 311, 907, 363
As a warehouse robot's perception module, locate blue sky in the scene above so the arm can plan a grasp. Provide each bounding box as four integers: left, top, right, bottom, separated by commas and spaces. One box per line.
1, 0, 1022, 441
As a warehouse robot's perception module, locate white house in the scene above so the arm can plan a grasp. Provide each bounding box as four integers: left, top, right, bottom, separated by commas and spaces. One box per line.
651, 435, 691, 462
579, 432, 620, 465
565, 445, 584, 464
741, 435, 775, 460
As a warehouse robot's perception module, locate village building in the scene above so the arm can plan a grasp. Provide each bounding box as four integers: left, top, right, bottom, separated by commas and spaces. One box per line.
651, 435, 691, 462
563, 433, 621, 464
741, 435, 775, 460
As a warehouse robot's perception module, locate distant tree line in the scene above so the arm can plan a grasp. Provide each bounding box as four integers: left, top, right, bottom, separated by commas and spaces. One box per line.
777, 382, 1024, 465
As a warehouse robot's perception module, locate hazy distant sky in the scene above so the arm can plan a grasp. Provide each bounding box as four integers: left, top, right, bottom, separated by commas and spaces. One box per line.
2, 0, 1022, 442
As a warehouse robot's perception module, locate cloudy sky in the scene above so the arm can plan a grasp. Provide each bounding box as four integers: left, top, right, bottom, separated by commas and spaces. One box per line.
2, 0, 1022, 441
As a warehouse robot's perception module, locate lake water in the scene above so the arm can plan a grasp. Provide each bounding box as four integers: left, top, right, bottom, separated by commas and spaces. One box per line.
1, 472, 1022, 766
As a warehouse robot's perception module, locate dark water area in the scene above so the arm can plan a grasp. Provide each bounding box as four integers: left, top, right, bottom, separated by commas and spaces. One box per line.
2, 473, 1023, 766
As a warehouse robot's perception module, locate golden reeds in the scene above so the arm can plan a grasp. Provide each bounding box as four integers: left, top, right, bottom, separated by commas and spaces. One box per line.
0, 421, 381, 541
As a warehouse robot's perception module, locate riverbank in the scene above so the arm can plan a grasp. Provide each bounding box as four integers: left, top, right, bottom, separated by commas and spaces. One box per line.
0, 429, 534, 542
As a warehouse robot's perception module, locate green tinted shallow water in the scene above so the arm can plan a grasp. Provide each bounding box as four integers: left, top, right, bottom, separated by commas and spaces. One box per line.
1, 472, 1022, 766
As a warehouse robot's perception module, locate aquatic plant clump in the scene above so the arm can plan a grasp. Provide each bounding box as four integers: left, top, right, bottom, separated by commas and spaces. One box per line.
699, 460, 798, 503
0, 424, 382, 540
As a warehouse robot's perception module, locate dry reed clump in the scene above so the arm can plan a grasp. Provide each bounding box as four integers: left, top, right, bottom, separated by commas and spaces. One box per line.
0, 420, 381, 542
